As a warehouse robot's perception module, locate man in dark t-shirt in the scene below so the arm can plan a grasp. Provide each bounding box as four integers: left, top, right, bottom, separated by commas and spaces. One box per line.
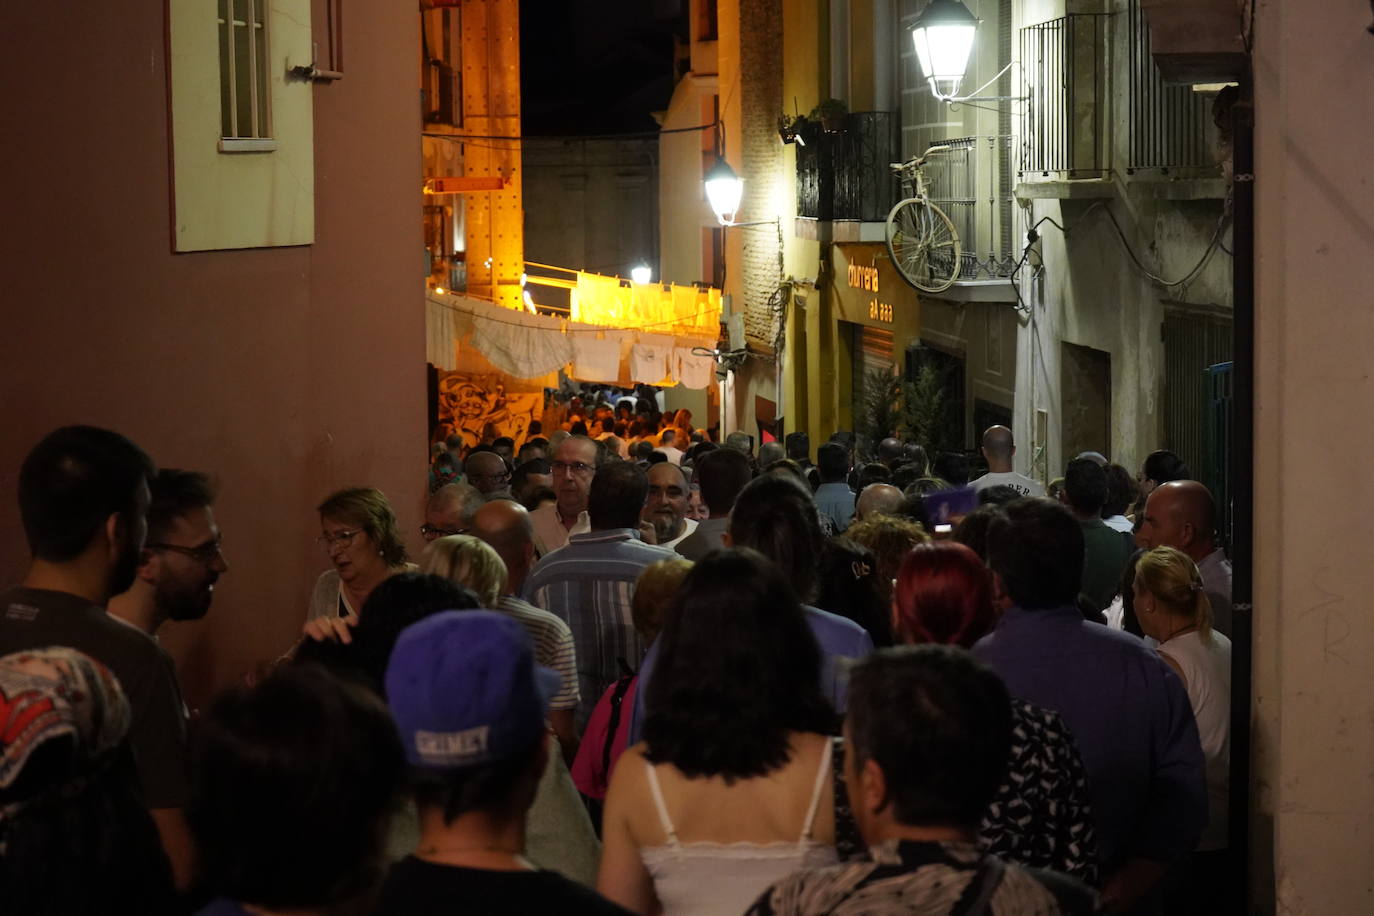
376, 611, 630, 915
0, 426, 193, 888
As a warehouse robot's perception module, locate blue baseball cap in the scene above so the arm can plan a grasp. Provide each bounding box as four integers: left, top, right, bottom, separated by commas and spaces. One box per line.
385, 611, 561, 769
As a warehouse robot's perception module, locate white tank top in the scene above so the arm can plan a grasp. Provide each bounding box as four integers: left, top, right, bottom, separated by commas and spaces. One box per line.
638, 740, 839, 916
1160, 629, 1232, 851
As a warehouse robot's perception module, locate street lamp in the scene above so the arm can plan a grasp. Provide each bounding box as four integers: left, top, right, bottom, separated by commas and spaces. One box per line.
910, 0, 978, 101
704, 157, 745, 226
630, 264, 652, 284
703, 156, 779, 229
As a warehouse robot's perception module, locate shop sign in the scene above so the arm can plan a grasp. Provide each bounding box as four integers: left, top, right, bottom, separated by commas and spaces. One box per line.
847, 262, 893, 324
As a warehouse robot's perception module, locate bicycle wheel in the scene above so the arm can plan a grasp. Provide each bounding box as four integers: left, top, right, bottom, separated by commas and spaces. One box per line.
885, 197, 961, 293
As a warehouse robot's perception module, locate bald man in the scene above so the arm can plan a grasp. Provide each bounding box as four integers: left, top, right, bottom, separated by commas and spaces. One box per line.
642, 462, 697, 550
855, 483, 903, 521
971, 425, 1045, 497
1138, 480, 1234, 636
463, 450, 511, 497
877, 437, 904, 469
469, 498, 580, 758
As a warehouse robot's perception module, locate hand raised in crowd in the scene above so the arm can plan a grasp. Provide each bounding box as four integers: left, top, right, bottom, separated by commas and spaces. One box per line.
302, 613, 359, 645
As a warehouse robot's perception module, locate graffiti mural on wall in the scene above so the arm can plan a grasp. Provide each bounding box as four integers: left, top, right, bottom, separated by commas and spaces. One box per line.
436, 372, 543, 450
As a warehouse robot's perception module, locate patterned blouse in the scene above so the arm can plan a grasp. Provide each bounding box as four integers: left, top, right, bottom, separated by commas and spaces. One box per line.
832, 699, 1099, 886
745, 839, 1097, 916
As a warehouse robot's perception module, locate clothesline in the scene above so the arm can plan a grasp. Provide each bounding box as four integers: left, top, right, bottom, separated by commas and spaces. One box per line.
426, 291, 721, 336
425, 291, 720, 386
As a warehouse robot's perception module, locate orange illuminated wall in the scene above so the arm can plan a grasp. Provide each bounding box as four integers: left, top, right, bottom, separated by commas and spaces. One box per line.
422, 0, 524, 310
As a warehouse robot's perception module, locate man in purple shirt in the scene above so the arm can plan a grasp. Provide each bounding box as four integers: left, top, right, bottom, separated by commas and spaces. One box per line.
630, 474, 874, 742
972, 498, 1206, 914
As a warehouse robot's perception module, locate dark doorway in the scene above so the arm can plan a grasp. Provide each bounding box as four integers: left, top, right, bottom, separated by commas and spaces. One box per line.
906, 342, 966, 454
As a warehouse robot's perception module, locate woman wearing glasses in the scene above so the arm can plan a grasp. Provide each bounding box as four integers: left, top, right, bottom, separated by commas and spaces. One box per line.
307, 487, 416, 622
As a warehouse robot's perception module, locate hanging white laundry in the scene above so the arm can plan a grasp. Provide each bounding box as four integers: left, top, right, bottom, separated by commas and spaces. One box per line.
674, 346, 716, 390
630, 334, 674, 384
571, 334, 623, 382
471, 311, 574, 379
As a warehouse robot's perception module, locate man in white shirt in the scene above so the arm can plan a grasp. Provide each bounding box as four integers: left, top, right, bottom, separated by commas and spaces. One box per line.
970, 426, 1045, 497
654, 428, 684, 466
529, 435, 597, 557
641, 462, 698, 550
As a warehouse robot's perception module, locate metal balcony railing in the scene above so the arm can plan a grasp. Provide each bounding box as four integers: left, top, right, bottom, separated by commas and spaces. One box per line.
1020, 13, 1111, 177
1128, 0, 1218, 174
796, 111, 899, 222
1019, 7, 1220, 179
925, 136, 1019, 279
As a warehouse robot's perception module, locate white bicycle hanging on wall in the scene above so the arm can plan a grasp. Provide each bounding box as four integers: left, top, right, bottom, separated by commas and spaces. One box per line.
885, 146, 961, 293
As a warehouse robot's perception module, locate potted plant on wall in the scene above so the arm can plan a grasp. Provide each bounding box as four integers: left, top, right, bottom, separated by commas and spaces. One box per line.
809, 98, 849, 132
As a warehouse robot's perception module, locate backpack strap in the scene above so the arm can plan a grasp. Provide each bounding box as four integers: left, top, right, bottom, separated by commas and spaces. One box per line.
950, 855, 1007, 916
600, 657, 638, 778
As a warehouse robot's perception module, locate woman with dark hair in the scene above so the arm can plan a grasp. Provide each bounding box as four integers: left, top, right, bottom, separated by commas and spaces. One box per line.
1140, 450, 1191, 493
883, 541, 1100, 886
0, 647, 175, 916
307, 487, 416, 621
189, 665, 406, 916
815, 538, 893, 647
597, 549, 840, 915
296, 572, 482, 694
726, 475, 874, 708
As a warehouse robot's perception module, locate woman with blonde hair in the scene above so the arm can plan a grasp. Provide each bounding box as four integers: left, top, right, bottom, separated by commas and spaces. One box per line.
308, 487, 415, 621
420, 533, 584, 760
1133, 545, 1231, 912
419, 534, 506, 608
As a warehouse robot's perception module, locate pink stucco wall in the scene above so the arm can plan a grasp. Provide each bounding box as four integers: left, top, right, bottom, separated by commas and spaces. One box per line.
0, 1, 424, 708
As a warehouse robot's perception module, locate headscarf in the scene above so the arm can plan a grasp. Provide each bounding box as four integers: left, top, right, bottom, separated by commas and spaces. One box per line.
0, 647, 131, 818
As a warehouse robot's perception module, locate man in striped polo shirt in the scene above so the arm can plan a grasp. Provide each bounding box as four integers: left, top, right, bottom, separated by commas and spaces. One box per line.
522, 462, 675, 732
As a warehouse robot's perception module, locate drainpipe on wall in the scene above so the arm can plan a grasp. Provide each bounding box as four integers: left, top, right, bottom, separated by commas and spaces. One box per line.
872, 0, 896, 112
1229, 79, 1256, 912
830, 0, 850, 102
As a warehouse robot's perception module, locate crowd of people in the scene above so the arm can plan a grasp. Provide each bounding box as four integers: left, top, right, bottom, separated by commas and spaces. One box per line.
0, 410, 1235, 915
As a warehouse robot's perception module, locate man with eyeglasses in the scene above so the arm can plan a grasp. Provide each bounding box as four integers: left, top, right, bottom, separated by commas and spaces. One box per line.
420, 482, 483, 542
529, 435, 600, 557
110, 469, 228, 634
464, 449, 512, 497
1, 427, 196, 890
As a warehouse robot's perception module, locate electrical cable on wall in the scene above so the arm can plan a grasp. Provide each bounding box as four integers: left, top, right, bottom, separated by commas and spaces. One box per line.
1010, 193, 1234, 314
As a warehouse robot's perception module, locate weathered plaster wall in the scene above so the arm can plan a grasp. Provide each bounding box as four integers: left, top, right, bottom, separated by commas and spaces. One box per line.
1251, 0, 1374, 911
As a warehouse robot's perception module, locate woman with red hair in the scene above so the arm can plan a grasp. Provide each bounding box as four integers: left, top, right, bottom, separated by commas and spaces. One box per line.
892, 541, 996, 647
879, 541, 1100, 885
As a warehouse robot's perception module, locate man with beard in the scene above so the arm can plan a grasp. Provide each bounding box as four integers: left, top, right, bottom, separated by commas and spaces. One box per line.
110, 469, 228, 634
0, 426, 195, 890
640, 462, 697, 550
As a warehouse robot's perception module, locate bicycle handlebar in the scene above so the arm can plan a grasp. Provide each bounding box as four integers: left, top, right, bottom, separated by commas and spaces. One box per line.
890, 145, 955, 172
